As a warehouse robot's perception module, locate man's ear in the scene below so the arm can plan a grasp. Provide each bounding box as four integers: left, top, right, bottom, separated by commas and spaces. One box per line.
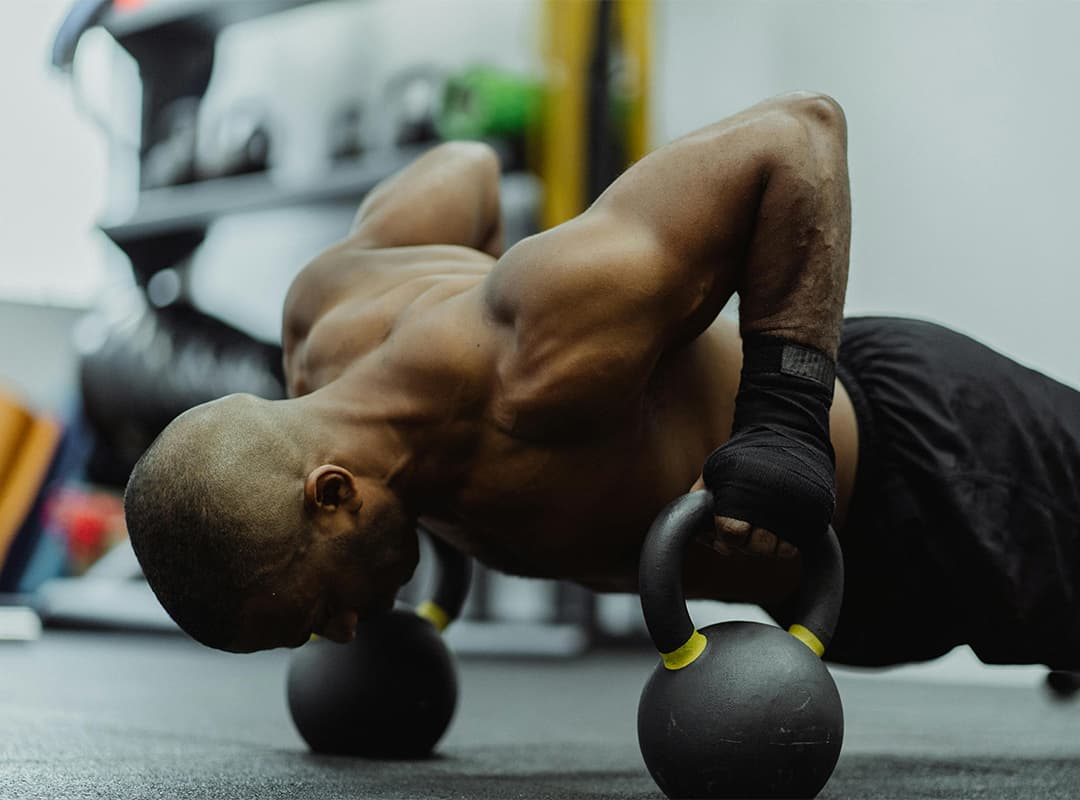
304, 465, 363, 513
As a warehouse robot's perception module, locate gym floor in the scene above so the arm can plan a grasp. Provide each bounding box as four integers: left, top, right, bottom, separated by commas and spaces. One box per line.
3, 631, 1079, 799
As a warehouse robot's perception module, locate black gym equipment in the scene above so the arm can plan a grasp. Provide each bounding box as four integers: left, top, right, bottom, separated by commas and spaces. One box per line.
79, 296, 285, 487
1045, 669, 1080, 700
286, 530, 472, 758
636, 491, 845, 799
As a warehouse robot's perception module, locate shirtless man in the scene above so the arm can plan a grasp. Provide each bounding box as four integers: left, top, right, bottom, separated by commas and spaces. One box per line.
124, 92, 1080, 670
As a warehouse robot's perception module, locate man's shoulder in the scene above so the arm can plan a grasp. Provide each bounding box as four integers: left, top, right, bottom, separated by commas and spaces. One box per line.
285, 245, 499, 398
286, 243, 492, 341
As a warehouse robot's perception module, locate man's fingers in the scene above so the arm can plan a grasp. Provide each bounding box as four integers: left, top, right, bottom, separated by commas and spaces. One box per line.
715, 516, 751, 537
715, 515, 752, 549
747, 528, 781, 558
689, 488, 800, 560
712, 517, 800, 559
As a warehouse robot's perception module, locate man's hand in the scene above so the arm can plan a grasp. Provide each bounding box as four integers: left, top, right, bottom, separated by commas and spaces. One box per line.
689, 475, 799, 560
707, 334, 838, 550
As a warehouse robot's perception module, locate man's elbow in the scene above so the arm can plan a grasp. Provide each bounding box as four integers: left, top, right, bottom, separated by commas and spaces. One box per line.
756, 93, 847, 173
782, 91, 847, 138
436, 139, 501, 176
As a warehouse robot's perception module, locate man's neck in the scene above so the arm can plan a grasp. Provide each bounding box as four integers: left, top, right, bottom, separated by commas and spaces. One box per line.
291, 376, 482, 515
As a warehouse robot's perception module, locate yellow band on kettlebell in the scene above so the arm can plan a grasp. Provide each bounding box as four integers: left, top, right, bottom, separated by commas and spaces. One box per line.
416, 600, 450, 633
788, 624, 825, 657
660, 630, 707, 670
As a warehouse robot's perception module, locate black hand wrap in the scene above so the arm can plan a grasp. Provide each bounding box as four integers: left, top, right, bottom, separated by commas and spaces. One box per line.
703, 333, 837, 549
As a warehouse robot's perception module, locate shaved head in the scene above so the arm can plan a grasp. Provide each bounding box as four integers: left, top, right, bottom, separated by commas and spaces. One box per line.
124, 394, 306, 649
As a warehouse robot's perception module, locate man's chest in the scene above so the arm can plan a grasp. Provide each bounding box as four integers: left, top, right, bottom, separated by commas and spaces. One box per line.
419, 401, 715, 582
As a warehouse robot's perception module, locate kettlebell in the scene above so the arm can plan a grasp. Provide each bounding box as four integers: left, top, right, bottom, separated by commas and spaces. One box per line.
637, 491, 845, 799
286, 529, 471, 758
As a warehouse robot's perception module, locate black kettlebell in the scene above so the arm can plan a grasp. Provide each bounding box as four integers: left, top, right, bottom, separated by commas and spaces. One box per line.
286, 529, 471, 758
637, 491, 845, 799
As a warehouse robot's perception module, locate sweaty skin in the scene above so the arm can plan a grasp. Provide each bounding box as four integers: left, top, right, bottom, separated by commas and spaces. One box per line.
279, 92, 856, 640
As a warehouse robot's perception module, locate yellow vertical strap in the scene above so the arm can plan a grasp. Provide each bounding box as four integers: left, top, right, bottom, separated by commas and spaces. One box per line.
788, 624, 826, 657
617, 0, 652, 162
416, 600, 451, 633
660, 630, 707, 671
540, 0, 596, 228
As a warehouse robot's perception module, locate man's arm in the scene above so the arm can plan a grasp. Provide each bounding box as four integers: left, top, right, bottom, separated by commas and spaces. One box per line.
349, 141, 504, 256
486, 92, 850, 546
487, 92, 849, 403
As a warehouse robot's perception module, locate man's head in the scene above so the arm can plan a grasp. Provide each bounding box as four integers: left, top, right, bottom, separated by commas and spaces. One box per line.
124, 393, 418, 653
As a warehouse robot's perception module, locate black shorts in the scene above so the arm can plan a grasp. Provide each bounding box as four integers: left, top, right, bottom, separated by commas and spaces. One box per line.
826, 317, 1080, 669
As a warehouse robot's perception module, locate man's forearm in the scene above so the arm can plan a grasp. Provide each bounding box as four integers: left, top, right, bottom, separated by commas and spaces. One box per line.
351, 141, 502, 254
706, 95, 850, 548
737, 95, 851, 359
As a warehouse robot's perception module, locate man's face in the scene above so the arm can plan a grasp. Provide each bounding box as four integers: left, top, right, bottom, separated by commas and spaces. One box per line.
225, 532, 419, 653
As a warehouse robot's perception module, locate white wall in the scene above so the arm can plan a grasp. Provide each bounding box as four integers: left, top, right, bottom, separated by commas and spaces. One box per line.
655, 0, 1080, 389
0, 2, 115, 306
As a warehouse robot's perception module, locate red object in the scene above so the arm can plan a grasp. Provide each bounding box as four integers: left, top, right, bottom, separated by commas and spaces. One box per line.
68, 509, 108, 560
42, 486, 125, 567
113, 0, 146, 12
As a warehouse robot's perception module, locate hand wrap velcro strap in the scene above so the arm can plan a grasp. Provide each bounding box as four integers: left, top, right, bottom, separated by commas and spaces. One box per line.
703, 333, 837, 549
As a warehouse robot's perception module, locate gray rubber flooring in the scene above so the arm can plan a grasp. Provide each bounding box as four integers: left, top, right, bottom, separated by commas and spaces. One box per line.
2, 631, 1079, 799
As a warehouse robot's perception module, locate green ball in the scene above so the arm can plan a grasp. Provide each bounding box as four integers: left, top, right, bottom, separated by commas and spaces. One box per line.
437, 66, 543, 141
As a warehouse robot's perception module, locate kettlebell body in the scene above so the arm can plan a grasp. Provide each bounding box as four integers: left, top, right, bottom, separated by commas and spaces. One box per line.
286, 531, 471, 758
638, 621, 843, 799
637, 492, 846, 799
287, 609, 457, 757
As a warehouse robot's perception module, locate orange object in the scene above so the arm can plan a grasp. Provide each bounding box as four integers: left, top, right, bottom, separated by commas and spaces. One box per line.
0, 392, 62, 571
0, 392, 33, 489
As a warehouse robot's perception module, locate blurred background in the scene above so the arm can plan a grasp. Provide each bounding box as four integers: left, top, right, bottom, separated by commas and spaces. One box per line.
1, 0, 1077, 683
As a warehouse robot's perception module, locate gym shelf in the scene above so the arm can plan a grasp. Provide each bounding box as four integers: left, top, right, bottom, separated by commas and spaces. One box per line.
101, 145, 434, 245
102, 0, 321, 43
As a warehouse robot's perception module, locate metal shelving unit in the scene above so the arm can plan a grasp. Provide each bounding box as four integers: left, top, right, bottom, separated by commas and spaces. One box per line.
101, 144, 433, 245
55, 0, 352, 281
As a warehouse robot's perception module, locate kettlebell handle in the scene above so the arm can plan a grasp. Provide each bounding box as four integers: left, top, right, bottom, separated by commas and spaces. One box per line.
638, 491, 844, 665
415, 525, 472, 632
